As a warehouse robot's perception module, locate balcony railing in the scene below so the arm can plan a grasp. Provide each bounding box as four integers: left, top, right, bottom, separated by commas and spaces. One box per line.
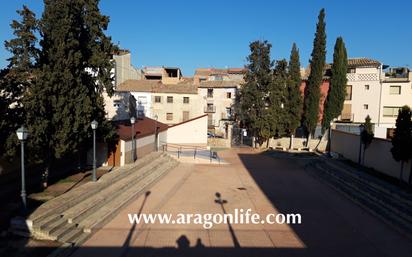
204, 106, 216, 113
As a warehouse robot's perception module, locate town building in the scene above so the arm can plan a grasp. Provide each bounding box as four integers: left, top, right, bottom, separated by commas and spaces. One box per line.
116, 77, 201, 125
301, 58, 412, 138
104, 49, 142, 121
194, 68, 245, 136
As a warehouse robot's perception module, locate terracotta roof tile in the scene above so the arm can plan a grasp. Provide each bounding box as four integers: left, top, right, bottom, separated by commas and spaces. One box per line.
116, 79, 197, 94
198, 80, 239, 88
114, 117, 168, 141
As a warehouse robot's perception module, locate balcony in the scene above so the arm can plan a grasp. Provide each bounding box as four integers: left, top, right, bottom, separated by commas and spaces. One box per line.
204, 106, 216, 113
339, 113, 354, 122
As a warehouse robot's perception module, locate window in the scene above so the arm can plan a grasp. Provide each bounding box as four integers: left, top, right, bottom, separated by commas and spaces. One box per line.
113, 100, 121, 108
154, 96, 161, 103
183, 97, 189, 104
363, 104, 368, 110
226, 107, 232, 119
167, 96, 173, 103
199, 78, 207, 83
137, 96, 147, 104
166, 113, 173, 120
207, 88, 214, 98
389, 85, 401, 95
345, 85, 352, 100
383, 106, 402, 117
183, 111, 189, 121
348, 68, 356, 73
227, 92, 232, 98
364, 85, 369, 90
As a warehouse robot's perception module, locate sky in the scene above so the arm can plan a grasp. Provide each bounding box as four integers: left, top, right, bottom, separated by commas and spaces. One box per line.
0, 0, 411, 76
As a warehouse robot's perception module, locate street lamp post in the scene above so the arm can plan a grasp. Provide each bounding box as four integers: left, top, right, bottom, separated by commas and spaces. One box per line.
16, 126, 29, 210
91, 120, 98, 182
154, 114, 158, 151
131, 116, 136, 162
328, 120, 333, 156
358, 124, 365, 164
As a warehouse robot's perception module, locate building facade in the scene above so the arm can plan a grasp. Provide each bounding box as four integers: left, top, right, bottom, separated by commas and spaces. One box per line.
194, 68, 245, 135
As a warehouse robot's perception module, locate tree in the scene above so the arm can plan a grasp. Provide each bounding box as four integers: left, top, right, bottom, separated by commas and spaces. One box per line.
391, 106, 412, 183
360, 115, 374, 165
303, 8, 327, 138
0, 5, 38, 159
24, 0, 117, 186
322, 37, 348, 132
285, 43, 302, 138
237, 40, 273, 147
269, 59, 288, 139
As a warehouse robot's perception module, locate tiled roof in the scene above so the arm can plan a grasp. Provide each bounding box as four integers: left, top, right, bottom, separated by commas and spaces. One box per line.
198, 80, 239, 88
114, 117, 168, 141
116, 79, 197, 94
195, 68, 246, 76
348, 58, 381, 67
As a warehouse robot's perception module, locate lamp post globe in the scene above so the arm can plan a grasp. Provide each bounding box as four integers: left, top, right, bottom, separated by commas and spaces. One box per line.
16, 126, 29, 210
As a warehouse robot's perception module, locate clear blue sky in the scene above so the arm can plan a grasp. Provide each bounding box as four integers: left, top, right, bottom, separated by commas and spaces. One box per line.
1, 0, 411, 76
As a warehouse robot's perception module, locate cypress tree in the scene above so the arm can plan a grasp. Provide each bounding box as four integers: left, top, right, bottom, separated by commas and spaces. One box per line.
322, 37, 348, 132
0, 5, 38, 158
269, 59, 288, 139
391, 106, 412, 183
237, 40, 273, 146
24, 0, 117, 186
285, 43, 302, 136
303, 8, 326, 137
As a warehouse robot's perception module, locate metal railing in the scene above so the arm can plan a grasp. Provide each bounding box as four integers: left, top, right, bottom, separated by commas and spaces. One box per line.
204, 106, 216, 113
160, 142, 220, 164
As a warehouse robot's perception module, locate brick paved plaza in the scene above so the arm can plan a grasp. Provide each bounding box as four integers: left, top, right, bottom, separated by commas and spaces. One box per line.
70, 148, 412, 257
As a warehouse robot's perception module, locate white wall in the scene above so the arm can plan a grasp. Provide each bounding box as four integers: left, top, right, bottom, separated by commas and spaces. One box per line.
166, 115, 208, 145
346, 66, 381, 123
130, 92, 152, 118
331, 129, 411, 182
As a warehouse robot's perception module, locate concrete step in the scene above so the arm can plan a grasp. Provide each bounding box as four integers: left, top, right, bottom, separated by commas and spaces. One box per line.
31, 153, 178, 245
308, 161, 412, 236
318, 161, 412, 217
324, 159, 412, 205
57, 226, 83, 244
62, 156, 168, 225
30, 152, 165, 225
80, 158, 178, 233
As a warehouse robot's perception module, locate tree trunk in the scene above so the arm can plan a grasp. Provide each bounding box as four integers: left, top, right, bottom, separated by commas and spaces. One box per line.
409, 160, 412, 185
290, 134, 294, 150
362, 146, 366, 165
400, 161, 404, 184
266, 138, 270, 148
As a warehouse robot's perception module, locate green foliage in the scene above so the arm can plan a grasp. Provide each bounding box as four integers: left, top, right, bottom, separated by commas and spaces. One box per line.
24, 0, 117, 168
237, 40, 274, 145
0, 5, 38, 159
391, 106, 412, 163
361, 115, 374, 149
284, 43, 303, 135
303, 8, 326, 136
322, 37, 348, 132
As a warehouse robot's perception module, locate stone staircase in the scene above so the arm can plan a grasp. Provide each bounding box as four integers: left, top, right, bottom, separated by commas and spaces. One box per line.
27, 152, 178, 246
306, 157, 412, 238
